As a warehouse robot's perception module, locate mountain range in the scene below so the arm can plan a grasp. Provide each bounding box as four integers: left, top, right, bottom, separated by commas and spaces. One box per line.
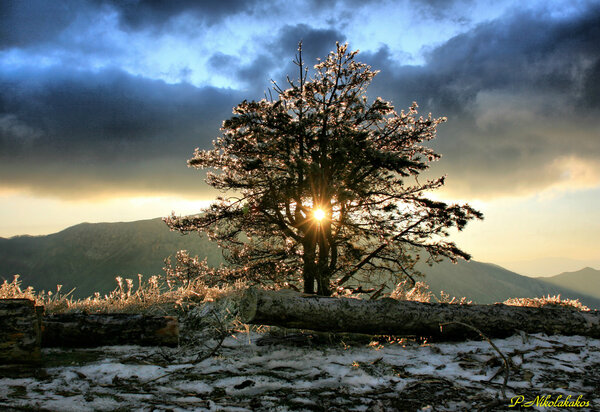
418, 260, 600, 308
1, 218, 599, 308
535, 267, 600, 301
0, 218, 222, 298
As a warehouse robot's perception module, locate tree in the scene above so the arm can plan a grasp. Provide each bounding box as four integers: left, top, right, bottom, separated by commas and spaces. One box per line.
165, 43, 482, 296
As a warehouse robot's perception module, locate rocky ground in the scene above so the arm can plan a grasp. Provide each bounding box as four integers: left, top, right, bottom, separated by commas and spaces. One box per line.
0, 305, 598, 411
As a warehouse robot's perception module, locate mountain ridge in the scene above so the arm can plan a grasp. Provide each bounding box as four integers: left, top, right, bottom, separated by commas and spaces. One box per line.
535, 267, 600, 303
0, 218, 223, 298
418, 259, 600, 308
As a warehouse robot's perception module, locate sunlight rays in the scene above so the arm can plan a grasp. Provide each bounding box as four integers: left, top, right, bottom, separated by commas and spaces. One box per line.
313, 208, 326, 222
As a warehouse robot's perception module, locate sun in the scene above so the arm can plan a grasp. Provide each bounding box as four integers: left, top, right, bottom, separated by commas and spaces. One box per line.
313, 208, 326, 222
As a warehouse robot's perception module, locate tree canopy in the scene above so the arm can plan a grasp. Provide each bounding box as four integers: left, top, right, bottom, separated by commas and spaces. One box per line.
165, 43, 482, 296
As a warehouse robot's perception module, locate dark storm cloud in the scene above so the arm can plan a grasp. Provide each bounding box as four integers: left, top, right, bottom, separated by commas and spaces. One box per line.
211, 24, 347, 96
3, 1, 600, 200
364, 3, 600, 115
0, 66, 242, 197
413, 0, 477, 21
356, 4, 600, 197
0, 21, 349, 199
0, 0, 80, 48
273, 24, 346, 67
96, 0, 259, 30
235, 54, 279, 92
208, 53, 241, 72
246, 24, 347, 93
0, 0, 265, 50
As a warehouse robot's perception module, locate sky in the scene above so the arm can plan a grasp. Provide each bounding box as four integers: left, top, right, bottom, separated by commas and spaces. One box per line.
1, 0, 599, 276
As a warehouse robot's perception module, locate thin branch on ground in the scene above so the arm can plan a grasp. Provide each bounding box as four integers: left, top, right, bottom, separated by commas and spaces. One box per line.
440, 321, 510, 399
142, 308, 229, 386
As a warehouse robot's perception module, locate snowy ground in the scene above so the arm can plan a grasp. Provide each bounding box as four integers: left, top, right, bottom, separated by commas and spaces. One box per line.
1, 311, 599, 411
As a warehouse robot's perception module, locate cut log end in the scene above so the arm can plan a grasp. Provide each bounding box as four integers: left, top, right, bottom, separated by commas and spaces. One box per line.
0, 299, 42, 365
239, 288, 258, 324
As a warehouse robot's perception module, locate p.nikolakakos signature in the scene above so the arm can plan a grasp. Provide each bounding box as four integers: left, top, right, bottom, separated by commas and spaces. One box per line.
509, 394, 590, 408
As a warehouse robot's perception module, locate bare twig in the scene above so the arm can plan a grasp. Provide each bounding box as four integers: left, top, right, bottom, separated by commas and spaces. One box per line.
142, 308, 229, 385
369, 284, 387, 300
440, 321, 510, 399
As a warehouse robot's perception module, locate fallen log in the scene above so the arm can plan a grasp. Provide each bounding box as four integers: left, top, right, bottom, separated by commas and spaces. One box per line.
239, 288, 600, 340
0, 299, 42, 364
42, 313, 179, 348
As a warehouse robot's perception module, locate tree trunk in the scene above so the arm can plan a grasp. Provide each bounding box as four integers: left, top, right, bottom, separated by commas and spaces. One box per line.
302, 244, 316, 294
302, 263, 315, 294
239, 288, 600, 341
315, 266, 332, 296
0, 299, 42, 365
42, 313, 179, 348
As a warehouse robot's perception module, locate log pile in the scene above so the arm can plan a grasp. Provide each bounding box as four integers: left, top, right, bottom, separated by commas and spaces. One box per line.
239, 288, 600, 340
0, 299, 42, 364
42, 313, 179, 348
1, 298, 180, 366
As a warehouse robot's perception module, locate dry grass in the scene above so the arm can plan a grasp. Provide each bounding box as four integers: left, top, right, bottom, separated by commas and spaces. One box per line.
390, 281, 590, 310
503, 295, 590, 311
390, 280, 433, 302
2, 274, 591, 314
390, 280, 472, 304
0, 274, 247, 314
0, 275, 39, 301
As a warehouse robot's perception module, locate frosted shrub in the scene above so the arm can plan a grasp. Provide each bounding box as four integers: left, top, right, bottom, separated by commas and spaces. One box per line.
0, 275, 76, 312
163, 250, 208, 288
164, 249, 261, 290
390, 280, 471, 304
436, 290, 472, 305
0, 266, 246, 314
504, 295, 589, 311
0, 275, 36, 300
390, 280, 433, 302
69, 273, 204, 313
49, 273, 245, 314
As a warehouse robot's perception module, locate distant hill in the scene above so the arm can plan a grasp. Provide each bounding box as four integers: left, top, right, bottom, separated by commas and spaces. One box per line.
536, 267, 600, 300
0, 218, 223, 298
501, 257, 600, 277
1, 218, 599, 308
418, 260, 600, 309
